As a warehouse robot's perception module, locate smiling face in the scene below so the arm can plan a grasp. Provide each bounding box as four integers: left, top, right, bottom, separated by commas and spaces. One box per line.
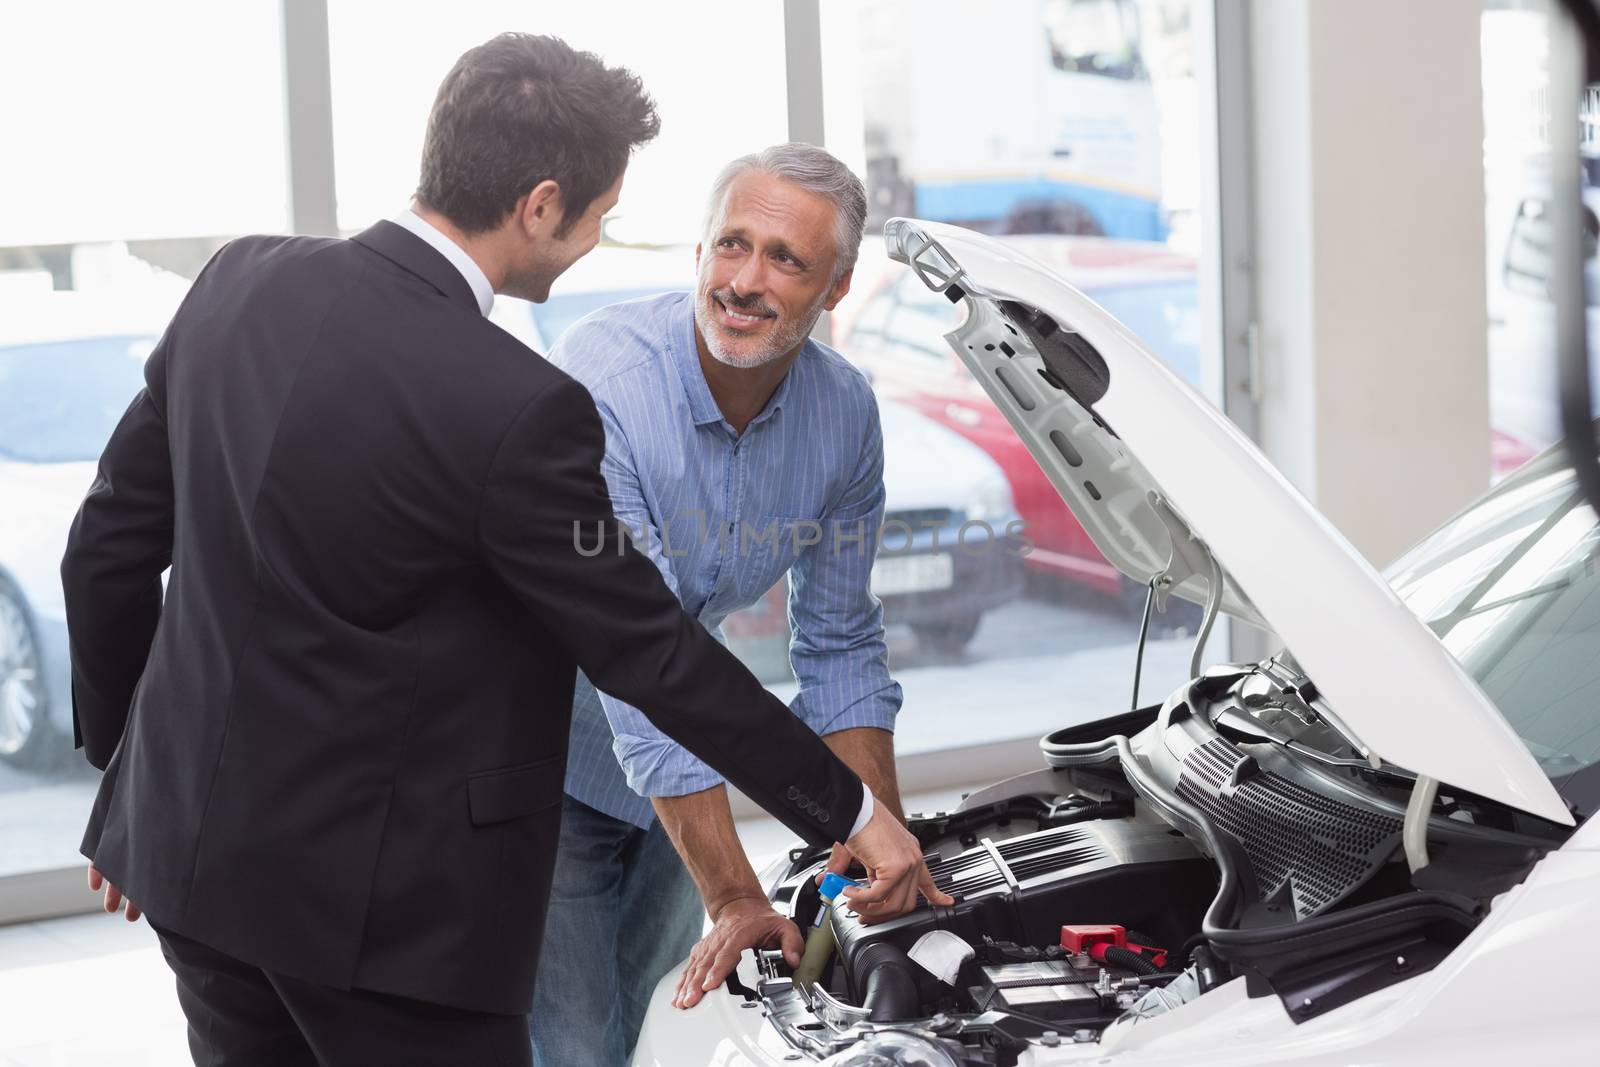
694, 170, 853, 369
501, 172, 624, 303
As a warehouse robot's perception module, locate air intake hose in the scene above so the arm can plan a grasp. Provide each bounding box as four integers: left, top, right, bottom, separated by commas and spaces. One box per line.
854, 942, 923, 1022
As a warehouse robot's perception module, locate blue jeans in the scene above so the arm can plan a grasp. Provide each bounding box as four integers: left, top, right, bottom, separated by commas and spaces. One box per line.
529, 796, 704, 1067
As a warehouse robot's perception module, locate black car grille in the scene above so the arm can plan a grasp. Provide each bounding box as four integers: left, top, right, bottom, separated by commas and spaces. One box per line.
925, 825, 1105, 897
1176, 738, 1401, 920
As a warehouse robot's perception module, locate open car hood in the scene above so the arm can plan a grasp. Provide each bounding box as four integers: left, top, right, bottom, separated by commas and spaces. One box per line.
885, 218, 1573, 826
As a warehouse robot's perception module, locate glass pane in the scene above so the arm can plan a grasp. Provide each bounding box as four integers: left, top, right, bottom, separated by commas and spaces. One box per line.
1385, 448, 1600, 808
328, 1, 788, 244
1481, 0, 1599, 479
0, 0, 288, 887
814, 0, 1225, 756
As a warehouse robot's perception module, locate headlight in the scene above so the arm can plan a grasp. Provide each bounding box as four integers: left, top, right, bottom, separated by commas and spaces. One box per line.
817, 1031, 961, 1067
964, 475, 1015, 525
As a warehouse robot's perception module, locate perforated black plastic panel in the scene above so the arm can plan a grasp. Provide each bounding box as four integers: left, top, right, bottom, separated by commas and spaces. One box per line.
1176, 738, 1401, 919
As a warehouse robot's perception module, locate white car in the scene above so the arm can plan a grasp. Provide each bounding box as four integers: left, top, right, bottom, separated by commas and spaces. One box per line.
631, 219, 1600, 1065
0, 292, 180, 768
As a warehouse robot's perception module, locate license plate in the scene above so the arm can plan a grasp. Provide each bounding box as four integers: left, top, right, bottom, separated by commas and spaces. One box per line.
871, 552, 954, 596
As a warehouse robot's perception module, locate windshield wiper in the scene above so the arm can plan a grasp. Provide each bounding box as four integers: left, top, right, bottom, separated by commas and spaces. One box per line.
1426, 571, 1583, 630
1213, 704, 1416, 782
1427, 489, 1586, 639
1257, 661, 1377, 766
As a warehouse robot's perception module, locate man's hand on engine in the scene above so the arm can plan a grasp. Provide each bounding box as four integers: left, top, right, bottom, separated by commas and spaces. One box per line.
837, 804, 953, 923
672, 896, 803, 1009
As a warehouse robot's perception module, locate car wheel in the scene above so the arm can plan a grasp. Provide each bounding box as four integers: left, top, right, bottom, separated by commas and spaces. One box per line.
911, 614, 981, 655
0, 578, 57, 770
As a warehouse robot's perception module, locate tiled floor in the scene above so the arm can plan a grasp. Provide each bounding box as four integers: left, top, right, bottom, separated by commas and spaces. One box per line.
0, 788, 966, 1065
0, 911, 187, 1066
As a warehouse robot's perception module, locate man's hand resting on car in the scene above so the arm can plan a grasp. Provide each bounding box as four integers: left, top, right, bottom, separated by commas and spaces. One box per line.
663, 797, 952, 1008
657, 727, 953, 1010
672, 896, 803, 1008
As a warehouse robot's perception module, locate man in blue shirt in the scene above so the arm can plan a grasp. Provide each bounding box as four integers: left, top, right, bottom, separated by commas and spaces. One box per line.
530, 144, 950, 1065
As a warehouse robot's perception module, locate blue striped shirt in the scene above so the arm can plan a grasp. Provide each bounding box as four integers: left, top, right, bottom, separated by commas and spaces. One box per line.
549, 291, 902, 829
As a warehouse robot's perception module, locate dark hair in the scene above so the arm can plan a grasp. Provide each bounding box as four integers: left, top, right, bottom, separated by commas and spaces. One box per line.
415, 33, 660, 236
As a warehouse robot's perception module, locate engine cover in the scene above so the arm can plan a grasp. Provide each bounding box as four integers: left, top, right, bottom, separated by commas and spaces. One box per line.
830, 812, 1214, 1003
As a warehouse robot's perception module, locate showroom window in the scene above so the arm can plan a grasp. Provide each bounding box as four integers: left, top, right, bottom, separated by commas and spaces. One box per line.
1, 0, 1230, 917
330, 0, 1229, 759
328, 0, 789, 244
796, 0, 1226, 756
0, 0, 289, 895
1481, 0, 1600, 479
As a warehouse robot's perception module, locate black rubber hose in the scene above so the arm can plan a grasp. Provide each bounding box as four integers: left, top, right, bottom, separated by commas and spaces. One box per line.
853, 942, 923, 1023
1177, 933, 1207, 965
858, 945, 922, 1022
1102, 944, 1162, 976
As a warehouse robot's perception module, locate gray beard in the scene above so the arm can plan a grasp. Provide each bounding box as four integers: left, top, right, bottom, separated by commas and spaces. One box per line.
695, 288, 827, 369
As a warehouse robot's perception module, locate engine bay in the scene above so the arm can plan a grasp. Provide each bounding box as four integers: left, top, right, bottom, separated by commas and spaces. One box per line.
739, 662, 1565, 1065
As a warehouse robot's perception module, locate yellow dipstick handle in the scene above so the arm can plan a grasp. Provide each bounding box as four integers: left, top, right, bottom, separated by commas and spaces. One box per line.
792, 873, 858, 994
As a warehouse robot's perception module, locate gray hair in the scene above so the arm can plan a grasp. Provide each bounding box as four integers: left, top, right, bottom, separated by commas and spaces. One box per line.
702, 143, 868, 282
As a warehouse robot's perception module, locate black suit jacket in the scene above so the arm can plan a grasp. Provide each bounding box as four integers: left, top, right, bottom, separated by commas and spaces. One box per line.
61, 221, 864, 1014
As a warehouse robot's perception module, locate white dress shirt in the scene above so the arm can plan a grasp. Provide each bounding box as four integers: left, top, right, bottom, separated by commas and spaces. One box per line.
390, 208, 495, 317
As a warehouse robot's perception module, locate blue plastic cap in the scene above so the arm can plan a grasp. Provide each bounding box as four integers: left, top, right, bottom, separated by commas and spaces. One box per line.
819, 873, 859, 902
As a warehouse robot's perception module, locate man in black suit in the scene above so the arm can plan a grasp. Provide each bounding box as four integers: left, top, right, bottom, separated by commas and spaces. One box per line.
61, 33, 933, 1066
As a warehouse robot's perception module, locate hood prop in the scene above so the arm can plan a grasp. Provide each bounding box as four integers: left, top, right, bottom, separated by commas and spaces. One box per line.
1130, 572, 1172, 711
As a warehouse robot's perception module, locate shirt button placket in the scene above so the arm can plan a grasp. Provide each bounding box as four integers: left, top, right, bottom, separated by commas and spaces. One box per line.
725, 433, 746, 596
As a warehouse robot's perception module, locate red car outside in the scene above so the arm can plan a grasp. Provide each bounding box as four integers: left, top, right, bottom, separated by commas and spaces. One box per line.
838, 237, 1201, 600
837, 235, 1540, 605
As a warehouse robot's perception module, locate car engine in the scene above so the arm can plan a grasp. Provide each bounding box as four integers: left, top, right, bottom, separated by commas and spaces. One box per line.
740, 665, 1561, 1066
750, 767, 1220, 1064
826, 786, 1212, 1024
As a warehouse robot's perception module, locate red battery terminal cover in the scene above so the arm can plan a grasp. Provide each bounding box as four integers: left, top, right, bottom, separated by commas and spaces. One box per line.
1059, 924, 1125, 954
1060, 925, 1170, 967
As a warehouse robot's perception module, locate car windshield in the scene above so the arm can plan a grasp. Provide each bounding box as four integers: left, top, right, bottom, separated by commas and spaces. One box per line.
530, 288, 685, 346
0, 335, 156, 463
1385, 447, 1600, 814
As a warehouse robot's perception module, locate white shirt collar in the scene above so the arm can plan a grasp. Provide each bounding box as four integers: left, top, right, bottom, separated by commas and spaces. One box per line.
390, 208, 495, 317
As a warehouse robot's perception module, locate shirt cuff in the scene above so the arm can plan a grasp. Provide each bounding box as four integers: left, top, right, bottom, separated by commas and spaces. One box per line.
848, 786, 875, 839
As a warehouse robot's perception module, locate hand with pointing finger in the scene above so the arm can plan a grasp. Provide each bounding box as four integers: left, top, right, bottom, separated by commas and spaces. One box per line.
834, 805, 953, 923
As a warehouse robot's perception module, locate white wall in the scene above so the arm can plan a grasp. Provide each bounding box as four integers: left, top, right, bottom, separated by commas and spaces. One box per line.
1249, 0, 1489, 567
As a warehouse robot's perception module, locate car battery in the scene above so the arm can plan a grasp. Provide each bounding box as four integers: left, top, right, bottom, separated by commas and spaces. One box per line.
967, 958, 1115, 1026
